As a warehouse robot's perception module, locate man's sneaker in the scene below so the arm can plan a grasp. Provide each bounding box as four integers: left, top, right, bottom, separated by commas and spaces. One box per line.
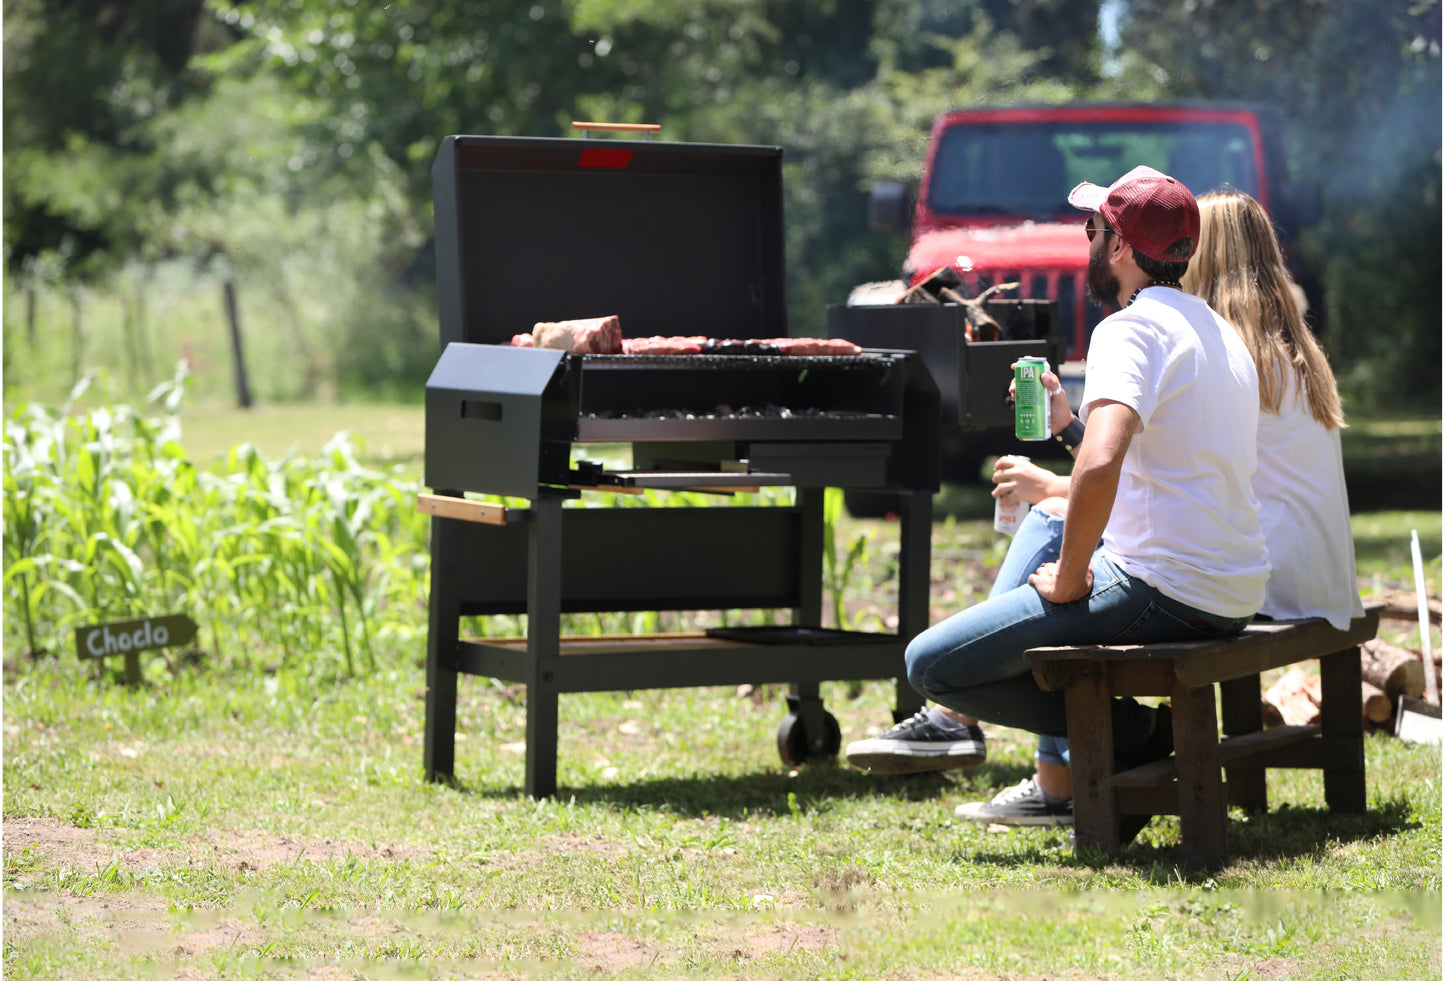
954, 778, 1074, 826
844, 710, 987, 774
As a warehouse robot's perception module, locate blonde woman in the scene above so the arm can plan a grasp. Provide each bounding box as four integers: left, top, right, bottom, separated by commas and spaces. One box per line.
1181, 189, 1362, 630
949, 189, 1363, 829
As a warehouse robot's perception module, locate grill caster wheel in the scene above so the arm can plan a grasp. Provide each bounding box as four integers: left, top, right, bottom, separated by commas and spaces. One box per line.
776, 708, 842, 767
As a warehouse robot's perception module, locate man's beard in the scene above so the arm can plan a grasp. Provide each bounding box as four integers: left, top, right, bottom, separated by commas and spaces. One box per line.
1086, 244, 1120, 308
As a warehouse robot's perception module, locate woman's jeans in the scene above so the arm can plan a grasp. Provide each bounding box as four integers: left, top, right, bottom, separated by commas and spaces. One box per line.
904, 507, 1253, 760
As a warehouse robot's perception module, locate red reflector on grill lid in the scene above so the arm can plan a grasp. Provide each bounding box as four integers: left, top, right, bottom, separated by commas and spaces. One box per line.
577, 148, 633, 169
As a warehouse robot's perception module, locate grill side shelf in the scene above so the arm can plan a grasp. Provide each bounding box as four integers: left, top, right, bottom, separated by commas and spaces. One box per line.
417, 493, 530, 525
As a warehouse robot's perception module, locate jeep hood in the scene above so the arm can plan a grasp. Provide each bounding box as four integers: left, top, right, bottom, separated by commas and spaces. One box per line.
907, 221, 1088, 284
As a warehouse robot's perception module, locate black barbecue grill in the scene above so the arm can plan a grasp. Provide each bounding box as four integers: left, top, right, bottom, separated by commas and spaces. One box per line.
421, 133, 942, 797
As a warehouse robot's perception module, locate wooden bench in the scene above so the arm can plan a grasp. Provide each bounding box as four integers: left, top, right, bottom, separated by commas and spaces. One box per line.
1026, 605, 1382, 870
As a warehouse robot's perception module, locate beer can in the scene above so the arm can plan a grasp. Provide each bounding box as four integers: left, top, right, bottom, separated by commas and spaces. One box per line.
1014, 357, 1051, 441
993, 455, 1031, 536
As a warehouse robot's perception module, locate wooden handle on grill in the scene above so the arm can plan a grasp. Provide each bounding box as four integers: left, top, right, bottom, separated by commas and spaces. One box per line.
571, 121, 661, 134
417, 493, 511, 525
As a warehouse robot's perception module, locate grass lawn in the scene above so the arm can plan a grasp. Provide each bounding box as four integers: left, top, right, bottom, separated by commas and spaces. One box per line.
3, 669, 1441, 980
3, 400, 1441, 979
179, 400, 426, 466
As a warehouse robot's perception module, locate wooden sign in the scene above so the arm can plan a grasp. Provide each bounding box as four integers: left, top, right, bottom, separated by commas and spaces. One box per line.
74, 614, 198, 684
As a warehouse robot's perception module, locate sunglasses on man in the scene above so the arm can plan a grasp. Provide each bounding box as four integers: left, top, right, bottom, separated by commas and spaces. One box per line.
1084, 218, 1113, 242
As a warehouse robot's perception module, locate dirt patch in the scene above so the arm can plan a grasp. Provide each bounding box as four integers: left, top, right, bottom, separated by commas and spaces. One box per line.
3, 815, 431, 874
569, 922, 838, 972
571, 930, 666, 970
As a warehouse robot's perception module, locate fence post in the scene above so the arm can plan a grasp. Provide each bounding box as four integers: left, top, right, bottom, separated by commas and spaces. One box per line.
222, 278, 253, 409
70, 291, 83, 389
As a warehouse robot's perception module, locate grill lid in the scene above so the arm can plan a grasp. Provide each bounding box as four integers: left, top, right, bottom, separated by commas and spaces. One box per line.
433, 135, 786, 349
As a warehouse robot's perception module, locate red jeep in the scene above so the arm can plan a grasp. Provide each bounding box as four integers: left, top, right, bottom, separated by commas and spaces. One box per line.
862, 102, 1322, 407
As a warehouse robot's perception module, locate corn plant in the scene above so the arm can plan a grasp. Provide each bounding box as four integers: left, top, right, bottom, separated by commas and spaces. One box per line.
821, 486, 875, 631
3, 376, 876, 681
0, 367, 432, 682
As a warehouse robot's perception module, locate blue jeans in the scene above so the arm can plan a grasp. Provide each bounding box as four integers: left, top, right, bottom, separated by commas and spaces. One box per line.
905, 507, 1253, 758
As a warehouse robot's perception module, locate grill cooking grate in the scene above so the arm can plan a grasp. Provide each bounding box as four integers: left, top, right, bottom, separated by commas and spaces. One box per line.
580, 353, 889, 370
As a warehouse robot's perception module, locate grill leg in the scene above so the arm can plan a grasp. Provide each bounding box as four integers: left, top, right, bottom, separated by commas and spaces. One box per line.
893, 491, 931, 722
424, 511, 460, 783
525, 497, 564, 799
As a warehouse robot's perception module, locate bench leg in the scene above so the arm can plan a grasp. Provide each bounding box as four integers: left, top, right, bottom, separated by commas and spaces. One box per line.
1171, 681, 1228, 870
1065, 663, 1121, 854
1220, 673, 1267, 813
1319, 645, 1366, 814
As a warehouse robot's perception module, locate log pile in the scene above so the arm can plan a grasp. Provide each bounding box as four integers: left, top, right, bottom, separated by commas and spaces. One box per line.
1261, 598, 1441, 734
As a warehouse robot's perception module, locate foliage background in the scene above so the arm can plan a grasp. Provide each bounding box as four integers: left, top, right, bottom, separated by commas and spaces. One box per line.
3, 0, 1441, 410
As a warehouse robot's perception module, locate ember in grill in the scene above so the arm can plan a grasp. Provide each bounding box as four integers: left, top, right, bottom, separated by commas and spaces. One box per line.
581, 403, 885, 422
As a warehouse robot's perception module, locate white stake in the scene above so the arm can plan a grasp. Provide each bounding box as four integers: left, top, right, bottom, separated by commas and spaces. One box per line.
1410, 529, 1437, 704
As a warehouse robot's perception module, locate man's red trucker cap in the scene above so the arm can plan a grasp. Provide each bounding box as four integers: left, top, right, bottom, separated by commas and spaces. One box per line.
1068, 165, 1200, 262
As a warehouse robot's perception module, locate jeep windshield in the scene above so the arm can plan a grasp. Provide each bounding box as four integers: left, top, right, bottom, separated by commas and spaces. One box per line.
926, 120, 1262, 218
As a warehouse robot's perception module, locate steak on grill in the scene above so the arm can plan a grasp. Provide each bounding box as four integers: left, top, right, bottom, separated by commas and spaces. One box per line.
530, 315, 623, 354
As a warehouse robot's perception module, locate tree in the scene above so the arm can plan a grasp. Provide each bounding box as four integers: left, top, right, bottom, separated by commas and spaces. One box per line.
1112, 0, 1442, 407
2, 0, 231, 278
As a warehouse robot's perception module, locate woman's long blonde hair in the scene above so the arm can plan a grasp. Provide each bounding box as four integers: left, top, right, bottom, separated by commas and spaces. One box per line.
1182, 189, 1345, 428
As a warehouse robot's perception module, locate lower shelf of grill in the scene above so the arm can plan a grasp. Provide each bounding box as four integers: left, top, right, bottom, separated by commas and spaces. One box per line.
453, 629, 908, 692
606, 470, 792, 489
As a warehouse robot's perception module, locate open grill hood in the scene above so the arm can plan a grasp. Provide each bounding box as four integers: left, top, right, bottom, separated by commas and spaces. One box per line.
432, 135, 787, 348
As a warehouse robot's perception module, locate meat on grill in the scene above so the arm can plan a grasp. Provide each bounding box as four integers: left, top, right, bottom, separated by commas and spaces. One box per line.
529, 315, 623, 354
769, 337, 862, 356
621, 336, 709, 355
510, 325, 862, 358
623, 336, 862, 357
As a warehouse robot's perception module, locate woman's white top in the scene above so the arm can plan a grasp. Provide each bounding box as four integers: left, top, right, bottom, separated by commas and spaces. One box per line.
1253, 370, 1365, 630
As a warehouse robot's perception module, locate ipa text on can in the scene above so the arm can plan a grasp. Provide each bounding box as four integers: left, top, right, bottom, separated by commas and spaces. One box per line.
1014, 357, 1051, 441
992, 454, 1032, 535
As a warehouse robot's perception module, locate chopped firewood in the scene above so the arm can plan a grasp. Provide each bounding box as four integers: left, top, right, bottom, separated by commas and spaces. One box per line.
1264, 666, 1322, 726
895, 265, 956, 304
1361, 638, 1426, 698
939, 281, 1016, 341
1362, 680, 1393, 725
1371, 587, 1442, 626
895, 265, 1018, 340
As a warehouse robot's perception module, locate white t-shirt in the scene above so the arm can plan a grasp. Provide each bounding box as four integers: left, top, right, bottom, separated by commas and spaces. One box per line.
1253, 371, 1364, 629
1081, 287, 1269, 618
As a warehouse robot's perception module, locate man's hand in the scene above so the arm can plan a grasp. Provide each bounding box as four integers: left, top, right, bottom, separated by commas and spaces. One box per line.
992, 457, 1066, 505
1029, 560, 1092, 604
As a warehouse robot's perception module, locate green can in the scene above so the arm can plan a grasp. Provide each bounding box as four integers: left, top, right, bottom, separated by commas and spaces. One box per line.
1014, 357, 1051, 441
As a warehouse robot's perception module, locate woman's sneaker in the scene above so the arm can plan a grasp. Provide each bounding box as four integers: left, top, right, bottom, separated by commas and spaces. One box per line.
844, 709, 987, 774
954, 778, 1074, 826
